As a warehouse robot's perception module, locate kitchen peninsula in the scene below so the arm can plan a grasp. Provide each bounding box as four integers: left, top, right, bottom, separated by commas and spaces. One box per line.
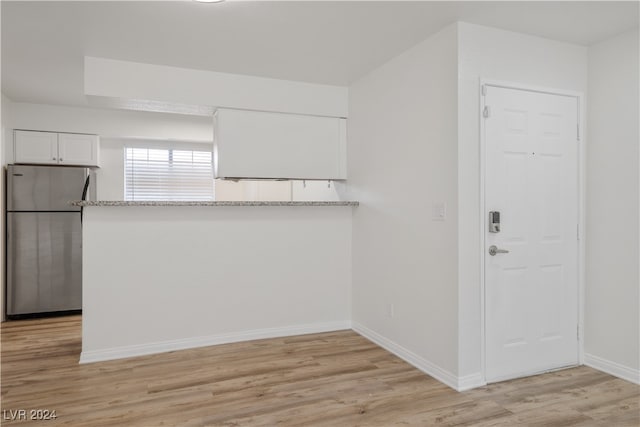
73, 200, 357, 363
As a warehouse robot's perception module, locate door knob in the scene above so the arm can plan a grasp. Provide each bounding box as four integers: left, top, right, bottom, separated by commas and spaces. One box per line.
488, 245, 509, 256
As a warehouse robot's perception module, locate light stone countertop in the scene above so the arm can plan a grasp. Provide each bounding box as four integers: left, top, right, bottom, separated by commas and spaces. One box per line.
71, 200, 359, 207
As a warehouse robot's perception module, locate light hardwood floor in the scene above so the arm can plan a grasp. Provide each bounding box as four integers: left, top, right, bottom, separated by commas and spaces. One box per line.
1, 316, 638, 426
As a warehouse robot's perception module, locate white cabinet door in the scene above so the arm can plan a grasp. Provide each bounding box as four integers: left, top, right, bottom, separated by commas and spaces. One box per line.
214, 109, 347, 180
58, 133, 100, 167
14, 130, 59, 164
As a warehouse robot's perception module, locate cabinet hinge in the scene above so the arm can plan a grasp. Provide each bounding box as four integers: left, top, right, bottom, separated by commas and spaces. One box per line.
481, 85, 487, 96
483, 106, 490, 118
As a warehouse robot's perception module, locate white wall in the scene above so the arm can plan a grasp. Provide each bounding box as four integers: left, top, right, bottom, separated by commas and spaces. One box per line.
96, 138, 126, 200
2, 96, 13, 155
238, 181, 292, 201
348, 24, 460, 386
81, 205, 352, 362
9, 100, 212, 141
216, 180, 341, 202
292, 180, 340, 201
585, 29, 639, 382
85, 56, 348, 118
457, 22, 588, 381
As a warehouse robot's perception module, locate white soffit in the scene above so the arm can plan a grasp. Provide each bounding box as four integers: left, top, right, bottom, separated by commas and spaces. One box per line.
83, 56, 348, 117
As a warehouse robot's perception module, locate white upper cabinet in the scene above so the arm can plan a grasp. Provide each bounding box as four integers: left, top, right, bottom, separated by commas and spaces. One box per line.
13, 130, 58, 165
214, 109, 347, 180
14, 130, 100, 167
58, 133, 100, 166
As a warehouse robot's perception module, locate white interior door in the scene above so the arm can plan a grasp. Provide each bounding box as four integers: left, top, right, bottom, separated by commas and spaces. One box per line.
484, 85, 579, 383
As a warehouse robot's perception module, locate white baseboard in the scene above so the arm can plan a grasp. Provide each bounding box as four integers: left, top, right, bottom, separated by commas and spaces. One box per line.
80, 320, 351, 364
584, 353, 640, 385
81, 320, 490, 392
352, 322, 485, 391
457, 372, 486, 391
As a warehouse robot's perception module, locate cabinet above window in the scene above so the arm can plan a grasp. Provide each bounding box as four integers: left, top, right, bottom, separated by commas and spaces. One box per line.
213, 109, 346, 180
14, 130, 100, 167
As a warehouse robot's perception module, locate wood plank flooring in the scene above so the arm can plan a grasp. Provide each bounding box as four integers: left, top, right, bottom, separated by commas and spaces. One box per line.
1, 316, 638, 426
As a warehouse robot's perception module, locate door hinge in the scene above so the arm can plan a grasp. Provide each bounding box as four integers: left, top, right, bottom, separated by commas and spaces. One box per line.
483, 106, 491, 118
577, 123, 580, 141
482, 85, 487, 96
577, 224, 580, 240
577, 325, 580, 340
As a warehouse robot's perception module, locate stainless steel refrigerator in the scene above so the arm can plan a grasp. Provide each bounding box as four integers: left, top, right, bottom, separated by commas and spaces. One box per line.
6, 164, 92, 317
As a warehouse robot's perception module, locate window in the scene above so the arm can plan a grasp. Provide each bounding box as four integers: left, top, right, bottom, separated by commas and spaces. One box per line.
125, 147, 214, 201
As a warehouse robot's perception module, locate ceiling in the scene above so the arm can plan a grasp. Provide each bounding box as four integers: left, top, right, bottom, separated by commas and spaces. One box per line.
2, 1, 638, 107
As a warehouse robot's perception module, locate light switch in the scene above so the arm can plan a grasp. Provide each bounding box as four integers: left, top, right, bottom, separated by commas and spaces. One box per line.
432, 202, 446, 221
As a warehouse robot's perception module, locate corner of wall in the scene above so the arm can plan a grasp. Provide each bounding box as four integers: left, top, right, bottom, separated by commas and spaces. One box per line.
348, 19, 461, 386
585, 28, 640, 380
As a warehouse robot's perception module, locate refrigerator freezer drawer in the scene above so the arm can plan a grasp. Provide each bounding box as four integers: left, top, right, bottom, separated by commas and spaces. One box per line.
7, 212, 82, 315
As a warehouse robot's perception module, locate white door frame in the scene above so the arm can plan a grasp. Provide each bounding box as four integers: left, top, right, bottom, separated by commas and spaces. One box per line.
479, 79, 585, 383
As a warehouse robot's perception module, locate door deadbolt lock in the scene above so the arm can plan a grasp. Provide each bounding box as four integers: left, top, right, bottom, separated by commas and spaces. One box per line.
488, 245, 509, 256
489, 211, 501, 233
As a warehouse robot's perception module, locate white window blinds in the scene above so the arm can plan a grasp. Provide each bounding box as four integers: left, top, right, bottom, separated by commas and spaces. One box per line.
125, 147, 214, 201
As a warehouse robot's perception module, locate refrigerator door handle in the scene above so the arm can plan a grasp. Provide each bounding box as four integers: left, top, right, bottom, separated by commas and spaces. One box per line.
81, 174, 90, 201
80, 174, 90, 223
